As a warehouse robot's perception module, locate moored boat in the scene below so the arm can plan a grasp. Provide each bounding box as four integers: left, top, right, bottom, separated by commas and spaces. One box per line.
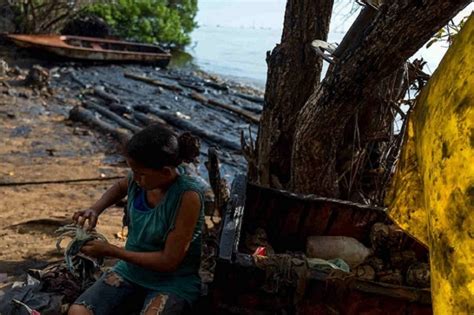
6, 34, 171, 66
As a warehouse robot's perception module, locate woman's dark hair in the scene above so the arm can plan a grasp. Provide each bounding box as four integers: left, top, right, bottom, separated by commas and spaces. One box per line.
125, 124, 200, 169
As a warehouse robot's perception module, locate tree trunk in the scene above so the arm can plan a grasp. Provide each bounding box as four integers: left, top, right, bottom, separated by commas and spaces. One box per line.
290, 0, 470, 196
252, 0, 334, 188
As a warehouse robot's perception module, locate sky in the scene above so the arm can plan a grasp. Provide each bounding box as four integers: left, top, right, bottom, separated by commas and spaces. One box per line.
196, 0, 286, 29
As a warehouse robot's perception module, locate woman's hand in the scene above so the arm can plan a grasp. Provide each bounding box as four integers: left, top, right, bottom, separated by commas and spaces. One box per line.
72, 208, 99, 230
81, 240, 117, 258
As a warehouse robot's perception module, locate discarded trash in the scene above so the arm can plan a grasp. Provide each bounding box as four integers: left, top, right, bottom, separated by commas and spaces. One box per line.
12, 299, 41, 315
24, 65, 49, 89
0, 281, 63, 315
253, 246, 267, 256
306, 236, 372, 267
306, 257, 350, 273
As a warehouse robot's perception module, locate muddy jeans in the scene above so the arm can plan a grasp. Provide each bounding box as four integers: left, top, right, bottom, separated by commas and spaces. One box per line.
73, 271, 189, 315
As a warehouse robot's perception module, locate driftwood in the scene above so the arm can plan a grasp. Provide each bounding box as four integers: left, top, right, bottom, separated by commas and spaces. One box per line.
204, 81, 229, 91
205, 147, 230, 219
233, 92, 264, 104
189, 92, 260, 124
69, 106, 130, 143
83, 102, 141, 133
135, 105, 242, 151
178, 80, 206, 93
124, 72, 259, 125
159, 73, 262, 105
106, 103, 132, 115
133, 111, 168, 127
0, 176, 123, 187
189, 92, 208, 103
69, 72, 87, 88
92, 87, 121, 104
124, 72, 183, 92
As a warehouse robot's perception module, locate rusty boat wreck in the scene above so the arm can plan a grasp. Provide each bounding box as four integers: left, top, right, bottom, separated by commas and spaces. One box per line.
6, 34, 171, 66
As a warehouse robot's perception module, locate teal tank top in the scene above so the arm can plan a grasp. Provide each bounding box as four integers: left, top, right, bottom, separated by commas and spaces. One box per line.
113, 170, 205, 303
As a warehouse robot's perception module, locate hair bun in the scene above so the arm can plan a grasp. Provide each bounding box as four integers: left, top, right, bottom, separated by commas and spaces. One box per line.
178, 132, 200, 163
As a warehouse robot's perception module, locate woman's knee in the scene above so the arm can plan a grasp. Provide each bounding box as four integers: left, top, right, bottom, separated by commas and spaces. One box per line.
68, 304, 94, 315
142, 294, 186, 315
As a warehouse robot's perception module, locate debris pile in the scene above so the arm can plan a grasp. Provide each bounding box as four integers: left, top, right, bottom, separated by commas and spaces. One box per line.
24, 65, 50, 90
244, 222, 430, 289
0, 225, 108, 314
358, 222, 430, 287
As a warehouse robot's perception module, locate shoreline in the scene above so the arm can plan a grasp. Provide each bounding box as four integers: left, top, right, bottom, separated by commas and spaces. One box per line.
169, 48, 266, 93
0, 47, 259, 278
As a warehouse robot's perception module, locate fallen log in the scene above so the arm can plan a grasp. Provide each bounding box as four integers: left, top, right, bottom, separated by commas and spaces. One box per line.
124, 72, 183, 92
233, 92, 264, 104
208, 98, 260, 124
154, 72, 182, 81
135, 105, 242, 151
83, 102, 141, 133
99, 80, 137, 95
241, 103, 263, 114
133, 111, 169, 127
189, 92, 208, 103
69, 72, 87, 88
106, 102, 132, 115
69, 106, 130, 143
204, 80, 229, 91
93, 87, 121, 104
178, 80, 206, 93
189, 92, 260, 124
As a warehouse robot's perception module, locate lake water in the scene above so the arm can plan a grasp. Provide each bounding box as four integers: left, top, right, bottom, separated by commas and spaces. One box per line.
186, 1, 473, 87
187, 25, 281, 87
184, 0, 288, 87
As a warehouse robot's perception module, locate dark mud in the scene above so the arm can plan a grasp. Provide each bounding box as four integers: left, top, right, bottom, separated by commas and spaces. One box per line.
2, 38, 264, 182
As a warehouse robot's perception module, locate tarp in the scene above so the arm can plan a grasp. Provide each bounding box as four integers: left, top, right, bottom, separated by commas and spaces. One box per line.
386, 15, 474, 314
